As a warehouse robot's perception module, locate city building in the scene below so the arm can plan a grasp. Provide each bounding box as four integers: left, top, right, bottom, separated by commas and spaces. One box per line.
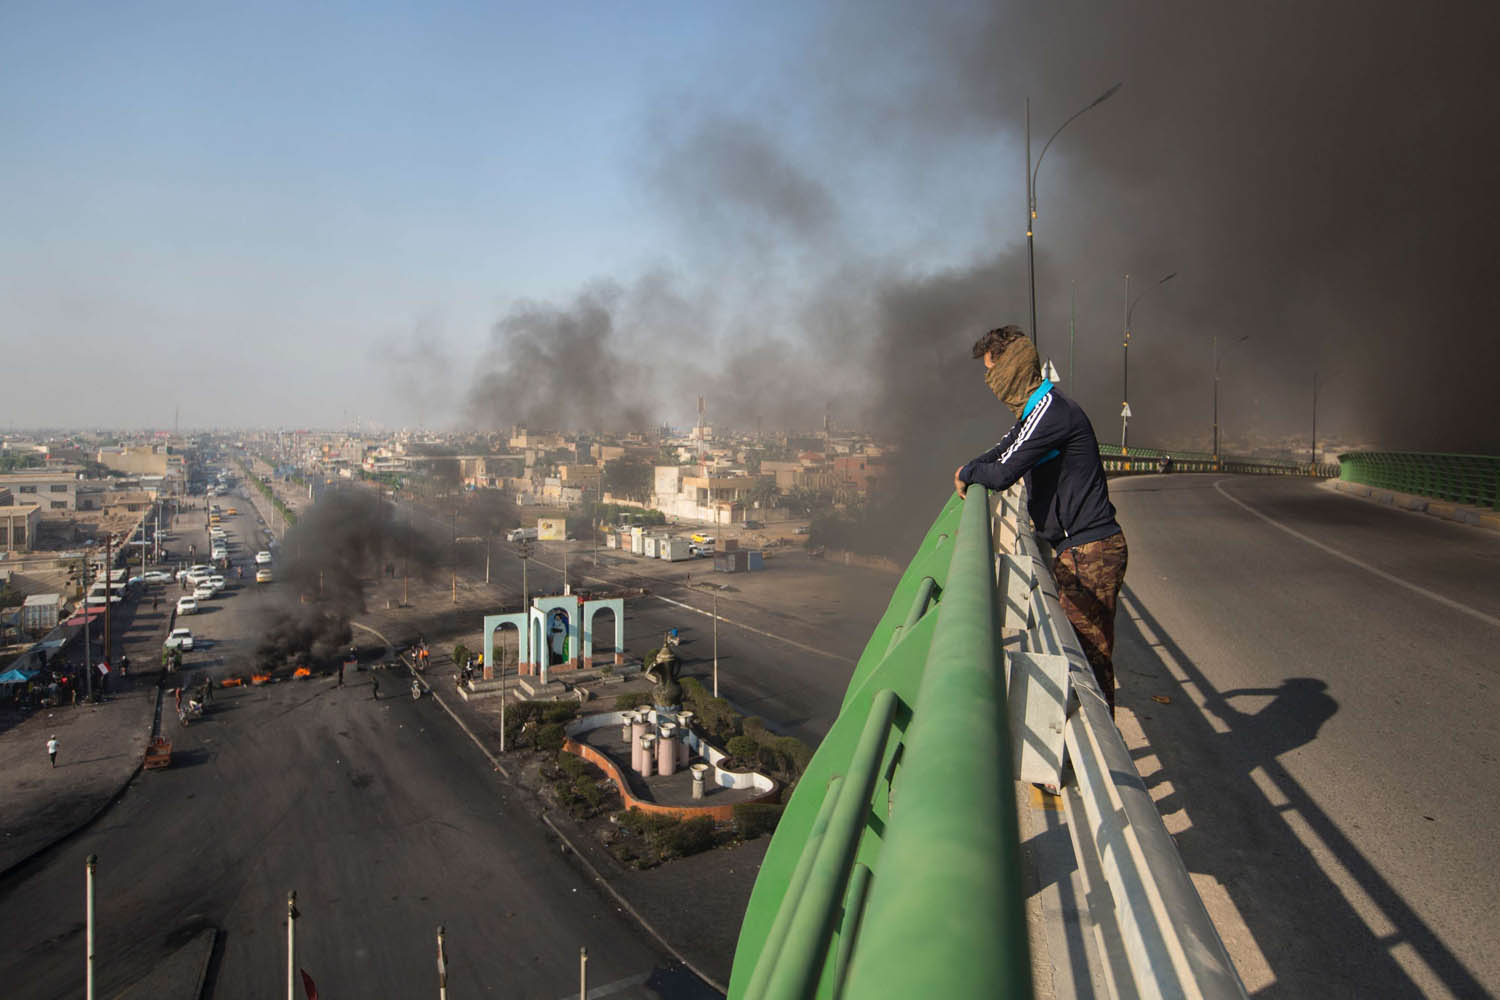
0, 502, 41, 552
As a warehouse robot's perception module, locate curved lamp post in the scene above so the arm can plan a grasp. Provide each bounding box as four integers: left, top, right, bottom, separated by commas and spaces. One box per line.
1121, 270, 1176, 449
1026, 83, 1122, 368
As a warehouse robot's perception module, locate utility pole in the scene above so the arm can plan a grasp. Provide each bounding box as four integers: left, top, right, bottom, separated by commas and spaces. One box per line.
83, 549, 94, 702
713, 592, 719, 698
1025, 97, 1037, 356
103, 535, 112, 683
85, 854, 97, 1000
286, 891, 298, 1000
437, 925, 448, 1000
1121, 273, 1131, 450
580, 946, 588, 1000
1068, 282, 1077, 387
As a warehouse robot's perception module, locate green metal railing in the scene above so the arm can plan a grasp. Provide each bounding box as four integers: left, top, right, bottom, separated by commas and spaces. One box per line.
728, 489, 1031, 999
1339, 451, 1500, 510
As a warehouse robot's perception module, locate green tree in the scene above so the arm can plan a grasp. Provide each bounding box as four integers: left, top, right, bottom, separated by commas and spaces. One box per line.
604, 459, 654, 504
746, 479, 781, 511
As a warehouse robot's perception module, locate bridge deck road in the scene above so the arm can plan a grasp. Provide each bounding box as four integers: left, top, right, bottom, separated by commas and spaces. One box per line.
1109, 474, 1500, 999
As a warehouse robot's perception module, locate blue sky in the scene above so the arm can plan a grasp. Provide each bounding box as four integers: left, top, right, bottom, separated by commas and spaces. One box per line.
5, 1, 945, 430
7, 2, 1467, 451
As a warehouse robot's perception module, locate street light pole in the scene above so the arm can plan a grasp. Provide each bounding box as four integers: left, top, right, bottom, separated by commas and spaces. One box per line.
1026, 83, 1122, 360
1212, 335, 1250, 465
1122, 270, 1177, 450
712, 592, 719, 699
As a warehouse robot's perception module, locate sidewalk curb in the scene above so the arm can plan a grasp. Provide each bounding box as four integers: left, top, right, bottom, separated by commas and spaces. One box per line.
1320, 478, 1500, 534
0, 683, 163, 885
352, 618, 729, 997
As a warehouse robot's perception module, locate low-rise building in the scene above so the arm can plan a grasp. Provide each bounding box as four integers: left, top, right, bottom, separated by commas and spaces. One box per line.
0, 471, 83, 513
0, 503, 42, 552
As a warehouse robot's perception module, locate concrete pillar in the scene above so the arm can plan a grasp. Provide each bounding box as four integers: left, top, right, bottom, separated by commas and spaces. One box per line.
630, 715, 647, 771
621, 712, 636, 744
640, 734, 656, 777
691, 762, 708, 800
676, 711, 694, 765
657, 723, 677, 777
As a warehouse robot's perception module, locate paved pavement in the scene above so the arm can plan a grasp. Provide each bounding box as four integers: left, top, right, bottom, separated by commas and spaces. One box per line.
0, 485, 728, 998
1109, 473, 1500, 999
0, 501, 207, 878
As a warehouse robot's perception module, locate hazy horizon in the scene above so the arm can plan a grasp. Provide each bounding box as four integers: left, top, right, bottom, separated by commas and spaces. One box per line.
5, 2, 1498, 454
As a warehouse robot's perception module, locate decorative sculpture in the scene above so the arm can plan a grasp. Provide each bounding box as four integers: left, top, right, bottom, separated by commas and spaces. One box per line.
645, 633, 683, 707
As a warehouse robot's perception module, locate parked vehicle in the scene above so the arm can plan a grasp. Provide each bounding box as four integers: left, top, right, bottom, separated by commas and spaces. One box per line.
176, 596, 198, 615
507, 527, 539, 543
254, 550, 272, 566
690, 533, 715, 545
256, 568, 273, 584
206, 575, 227, 592
192, 584, 215, 601
164, 628, 194, 651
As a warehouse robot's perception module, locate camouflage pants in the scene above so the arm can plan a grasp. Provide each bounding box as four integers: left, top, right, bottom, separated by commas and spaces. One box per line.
1051, 532, 1128, 713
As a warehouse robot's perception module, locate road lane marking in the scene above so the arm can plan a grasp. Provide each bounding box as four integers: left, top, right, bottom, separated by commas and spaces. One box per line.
1213, 480, 1500, 631
650, 593, 855, 664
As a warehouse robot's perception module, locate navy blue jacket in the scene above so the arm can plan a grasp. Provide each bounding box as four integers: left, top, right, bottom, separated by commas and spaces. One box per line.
957, 383, 1122, 553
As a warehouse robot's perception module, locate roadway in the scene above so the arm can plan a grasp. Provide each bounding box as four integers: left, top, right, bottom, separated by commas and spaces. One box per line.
0, 494, 715, 998
1109, 474, 1500, 999
387, 494, 894, 748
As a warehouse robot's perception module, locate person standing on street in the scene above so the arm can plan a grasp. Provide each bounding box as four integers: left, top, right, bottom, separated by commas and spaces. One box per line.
371, 675, 380, 700
954, 326, 1129, 715
47, 735, 59, 768
337, 660, 344, 687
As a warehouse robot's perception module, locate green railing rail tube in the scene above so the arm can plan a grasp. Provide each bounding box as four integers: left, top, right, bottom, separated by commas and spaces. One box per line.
840, 488, 1031, 998
758, 689, 899, 999
1339, 451, 1500, 510
730, 490, 1031, 999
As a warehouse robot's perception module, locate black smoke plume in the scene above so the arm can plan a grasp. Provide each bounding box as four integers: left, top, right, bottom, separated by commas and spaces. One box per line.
254, 488, 438, 669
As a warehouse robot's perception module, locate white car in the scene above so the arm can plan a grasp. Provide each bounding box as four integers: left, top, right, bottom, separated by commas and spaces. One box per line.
164, 628, 194, 651
141, 570, 174, 584
254, 550, 272, 566
192, 584, 215, 601
211, 548, 228, 561
176, 596, 198, 615
186, 569, 214, 585
207, 575, 227, 592
177, 564, 212, 584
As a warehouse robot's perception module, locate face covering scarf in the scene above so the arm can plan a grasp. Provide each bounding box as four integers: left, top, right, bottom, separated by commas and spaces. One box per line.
984, 337, 1043, 419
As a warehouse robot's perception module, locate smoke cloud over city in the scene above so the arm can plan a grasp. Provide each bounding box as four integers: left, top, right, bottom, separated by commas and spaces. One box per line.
253, 488, 437, 668
458, 1, 1500, 462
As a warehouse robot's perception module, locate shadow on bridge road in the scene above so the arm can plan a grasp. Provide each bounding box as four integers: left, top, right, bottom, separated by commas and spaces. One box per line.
1111, 586, 1488, 999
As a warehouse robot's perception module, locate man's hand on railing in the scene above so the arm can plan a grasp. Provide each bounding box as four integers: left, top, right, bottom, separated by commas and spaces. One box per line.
953, 465, 968, 498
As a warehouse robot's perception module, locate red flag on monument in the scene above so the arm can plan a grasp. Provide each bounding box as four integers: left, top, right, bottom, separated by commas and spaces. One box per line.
300, 969, 319, 1000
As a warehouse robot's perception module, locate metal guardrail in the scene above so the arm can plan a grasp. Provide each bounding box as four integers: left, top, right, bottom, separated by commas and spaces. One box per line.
1338, 451, 1499, 510
730, 489, 1031, 999
1097, 443, 1334, 478
729, 483, 1247, 999
995, 486, 1248, 1000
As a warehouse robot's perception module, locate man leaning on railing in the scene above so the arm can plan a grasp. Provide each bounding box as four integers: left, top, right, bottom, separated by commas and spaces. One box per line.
954, 325, 1129, 715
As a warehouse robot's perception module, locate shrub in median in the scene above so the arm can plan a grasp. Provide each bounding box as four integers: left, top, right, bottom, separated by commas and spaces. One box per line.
733, 802, 784, 840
